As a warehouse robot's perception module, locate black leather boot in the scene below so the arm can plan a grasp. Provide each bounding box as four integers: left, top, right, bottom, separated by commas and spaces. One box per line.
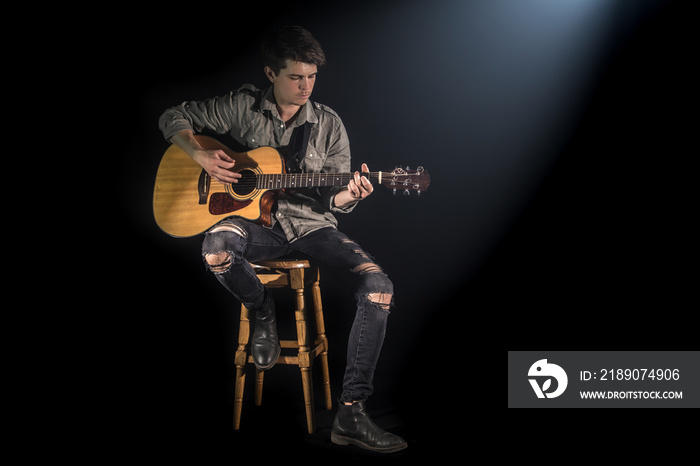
331, 401, 407, 453
250, 292, 280, 370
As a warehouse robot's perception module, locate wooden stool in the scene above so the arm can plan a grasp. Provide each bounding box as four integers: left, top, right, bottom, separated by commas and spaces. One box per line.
233, 259, 332, 434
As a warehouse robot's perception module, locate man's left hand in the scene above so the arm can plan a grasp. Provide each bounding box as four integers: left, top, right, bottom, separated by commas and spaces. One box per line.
347, 163, 373, 200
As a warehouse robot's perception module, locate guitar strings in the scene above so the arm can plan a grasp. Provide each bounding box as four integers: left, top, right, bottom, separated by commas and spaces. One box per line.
218, 172, 382, 189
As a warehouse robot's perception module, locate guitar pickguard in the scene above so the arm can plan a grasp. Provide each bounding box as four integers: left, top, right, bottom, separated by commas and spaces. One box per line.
208, 194, 253, 215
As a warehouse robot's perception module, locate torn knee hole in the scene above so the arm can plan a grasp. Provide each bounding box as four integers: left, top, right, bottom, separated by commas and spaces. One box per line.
205, 252, 232, 273
208, 224, 247, 237
368, 292, 392, 310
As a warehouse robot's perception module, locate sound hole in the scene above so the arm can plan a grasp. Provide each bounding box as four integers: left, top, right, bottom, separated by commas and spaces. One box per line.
230, 169, 257, 197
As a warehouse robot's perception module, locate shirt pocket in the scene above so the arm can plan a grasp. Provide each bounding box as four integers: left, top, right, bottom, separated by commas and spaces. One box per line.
302, 147, 327, 173
240, 128, 262, 149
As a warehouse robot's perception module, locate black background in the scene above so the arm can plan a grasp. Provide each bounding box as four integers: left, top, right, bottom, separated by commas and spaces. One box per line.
90, 0, 694, 459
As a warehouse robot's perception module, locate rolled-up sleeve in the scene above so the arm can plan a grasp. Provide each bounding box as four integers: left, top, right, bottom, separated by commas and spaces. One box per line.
158, 92, 239, 142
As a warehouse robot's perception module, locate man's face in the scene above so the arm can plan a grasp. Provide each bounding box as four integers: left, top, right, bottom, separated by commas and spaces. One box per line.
266, 59, 318, 108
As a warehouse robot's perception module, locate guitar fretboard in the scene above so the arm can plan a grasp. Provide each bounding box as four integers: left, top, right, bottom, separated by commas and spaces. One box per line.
257, 172, 380, 189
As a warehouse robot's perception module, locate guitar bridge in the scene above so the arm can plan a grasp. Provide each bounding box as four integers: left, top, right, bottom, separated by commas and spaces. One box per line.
198, 169, 210, 204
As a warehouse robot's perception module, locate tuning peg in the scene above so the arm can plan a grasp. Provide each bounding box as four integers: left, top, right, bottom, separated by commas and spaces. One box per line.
403, 189, 410, 196
417, 190, 421, 196
393, 188, 397, 195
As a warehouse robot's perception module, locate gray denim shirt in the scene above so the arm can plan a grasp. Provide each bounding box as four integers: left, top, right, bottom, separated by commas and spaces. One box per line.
159, 84, 357, 241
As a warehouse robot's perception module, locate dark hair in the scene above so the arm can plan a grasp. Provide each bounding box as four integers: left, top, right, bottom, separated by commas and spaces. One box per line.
261, 26, 326, 75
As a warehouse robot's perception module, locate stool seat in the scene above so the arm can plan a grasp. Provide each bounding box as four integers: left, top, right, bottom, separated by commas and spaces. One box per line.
233, 258, 332, 434
252, 259, 311, 269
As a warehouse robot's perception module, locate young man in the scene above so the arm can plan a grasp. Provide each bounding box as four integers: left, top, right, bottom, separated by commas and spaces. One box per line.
158, 26, 406, 453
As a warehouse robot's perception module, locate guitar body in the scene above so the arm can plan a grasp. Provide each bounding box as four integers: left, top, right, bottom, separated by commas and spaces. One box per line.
153, 135, 283, 237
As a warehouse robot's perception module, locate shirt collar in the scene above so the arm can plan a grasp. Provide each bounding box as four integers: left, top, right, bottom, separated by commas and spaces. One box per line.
261, 85, 318, 126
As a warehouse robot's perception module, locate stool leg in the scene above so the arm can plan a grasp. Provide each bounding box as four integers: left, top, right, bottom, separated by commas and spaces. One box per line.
301, 366, 315, 434
291, 269, 316, 434
233, 364, 246, 430
311, 268, 332, 410
254, 368, 264, 406
233, 304, 251, 430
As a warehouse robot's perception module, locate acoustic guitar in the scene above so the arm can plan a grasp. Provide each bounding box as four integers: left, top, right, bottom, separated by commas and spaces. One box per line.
153, 135, 430, 237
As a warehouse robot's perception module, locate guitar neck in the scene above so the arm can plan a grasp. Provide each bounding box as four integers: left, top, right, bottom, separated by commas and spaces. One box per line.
258, 172, 381, 189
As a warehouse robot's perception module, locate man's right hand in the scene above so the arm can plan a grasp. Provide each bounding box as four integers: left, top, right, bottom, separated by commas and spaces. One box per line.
171, 130, 242, 185
192, 149, 241, 185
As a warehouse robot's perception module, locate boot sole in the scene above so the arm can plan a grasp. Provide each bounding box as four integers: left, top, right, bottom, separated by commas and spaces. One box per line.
331, 433, 407, 453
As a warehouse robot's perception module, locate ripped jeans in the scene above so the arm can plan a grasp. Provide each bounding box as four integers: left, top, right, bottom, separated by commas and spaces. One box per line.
201, 218, 393, 403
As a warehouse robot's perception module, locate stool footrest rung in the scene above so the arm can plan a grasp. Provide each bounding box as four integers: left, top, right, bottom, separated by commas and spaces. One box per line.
245, 341, 326, 366
248, 354, 299, 365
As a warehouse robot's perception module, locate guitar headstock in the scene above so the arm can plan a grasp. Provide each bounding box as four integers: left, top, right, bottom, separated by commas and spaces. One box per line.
380, 166, 431, 196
